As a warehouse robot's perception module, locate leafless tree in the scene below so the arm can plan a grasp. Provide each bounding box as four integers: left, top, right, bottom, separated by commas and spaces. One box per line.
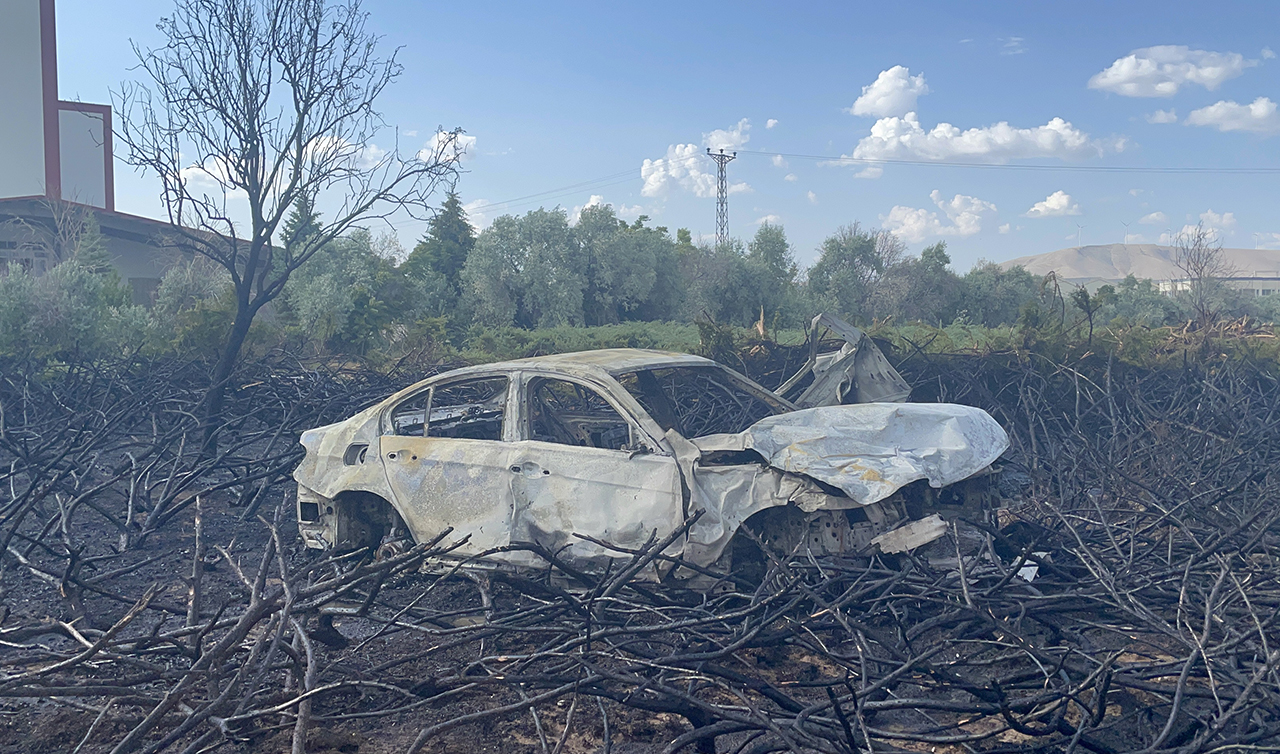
114, 0, 465, 447
1173, 221, 1235, 326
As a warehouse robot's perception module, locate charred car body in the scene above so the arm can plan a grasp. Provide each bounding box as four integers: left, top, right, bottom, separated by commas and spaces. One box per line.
294, 317, 1008, 578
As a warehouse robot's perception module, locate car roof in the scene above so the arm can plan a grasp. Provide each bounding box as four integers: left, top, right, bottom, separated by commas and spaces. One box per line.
497, 348, 714, 375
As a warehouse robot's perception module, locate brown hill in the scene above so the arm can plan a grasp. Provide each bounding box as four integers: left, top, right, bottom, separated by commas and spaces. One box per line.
1000, 244, 1280, 282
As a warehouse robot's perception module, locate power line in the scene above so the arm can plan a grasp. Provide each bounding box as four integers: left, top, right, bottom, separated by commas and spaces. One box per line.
385, 146, 1280, 234
734, 149, 1280, 174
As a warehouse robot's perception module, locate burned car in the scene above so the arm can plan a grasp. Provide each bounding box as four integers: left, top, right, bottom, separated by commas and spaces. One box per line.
294, 323, 1008, 578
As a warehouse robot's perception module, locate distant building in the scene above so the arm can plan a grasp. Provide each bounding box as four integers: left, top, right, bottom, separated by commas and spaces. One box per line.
1001, 243, 1280, 297
1157, 273, 1280, 297
0, 0, 179, 304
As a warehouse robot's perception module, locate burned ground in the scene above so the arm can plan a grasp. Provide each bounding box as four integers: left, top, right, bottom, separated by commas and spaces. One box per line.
1, 338, 1278, 754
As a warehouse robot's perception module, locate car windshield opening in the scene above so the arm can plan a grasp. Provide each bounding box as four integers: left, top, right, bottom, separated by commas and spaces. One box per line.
617, 366, 787, 437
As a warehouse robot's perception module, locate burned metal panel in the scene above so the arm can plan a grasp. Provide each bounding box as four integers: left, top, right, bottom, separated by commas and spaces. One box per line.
381, 435, 516, 553
778, 313, 912, 407
507, 442, 684, 568
694, 402, 1008, 507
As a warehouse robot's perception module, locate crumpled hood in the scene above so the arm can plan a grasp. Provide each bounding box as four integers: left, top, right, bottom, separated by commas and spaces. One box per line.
691, 403, 1009, 505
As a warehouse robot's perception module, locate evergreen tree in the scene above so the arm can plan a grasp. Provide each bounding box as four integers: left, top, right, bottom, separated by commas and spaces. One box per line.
403, 192, 475, 294
281, 195, 322, 252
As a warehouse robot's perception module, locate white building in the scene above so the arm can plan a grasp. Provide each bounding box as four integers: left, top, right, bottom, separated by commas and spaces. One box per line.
0, 0, 178, 303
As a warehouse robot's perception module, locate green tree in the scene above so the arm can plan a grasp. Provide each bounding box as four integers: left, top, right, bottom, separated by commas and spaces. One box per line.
402, 191, 475, 295
744, 222, 799, 325
464, 209, 585, 328
807, 223, 904, 321
955, 262, 1041, 327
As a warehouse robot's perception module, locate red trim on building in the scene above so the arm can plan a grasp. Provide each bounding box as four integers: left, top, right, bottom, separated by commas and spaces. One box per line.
57, 101, 115, 212
39, 0, 61, 201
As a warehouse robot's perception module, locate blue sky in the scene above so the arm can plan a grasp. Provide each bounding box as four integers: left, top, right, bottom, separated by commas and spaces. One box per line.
54, 0, 1280, 270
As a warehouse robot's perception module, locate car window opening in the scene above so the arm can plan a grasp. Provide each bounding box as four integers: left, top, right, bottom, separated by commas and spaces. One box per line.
528, 378, 631, 451
617, 366, 786, 437
390, 377, 508, 440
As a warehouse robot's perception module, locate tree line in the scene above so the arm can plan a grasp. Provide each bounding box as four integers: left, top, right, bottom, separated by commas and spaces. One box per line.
4, 195, 1278, 365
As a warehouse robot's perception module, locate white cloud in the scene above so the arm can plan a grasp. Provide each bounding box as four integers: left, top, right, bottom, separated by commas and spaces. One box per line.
617, 204, 644, 221
771, 154, 788, 168
1158, 209, 1237, 244
754, 214, 782, 226
1088, 46, 1256, 97
1186, 97, 1280, 134
705, 118, 751, 151
1129, 188, 1144, 196
640, 120, 753, 198
1001, 37, 1027, 56
462, 198, 493, 231
1139, 211, 1168, 225
419, 131, 477, 163
1024, 190, 1081, 218
783, 173, 798, 182
998, 223, 1011, 234
850, 112, 1100, 162
1264, 48, 1277, 60
806, 191, 817, 204
1200, 209, 1237, 232
1255, 232, 1280, 249
881, 189, 997, 243
850, 65, 930, 118
1147, 109, 1178, 124
854, 166, 884, 179
1124, 233, 1149, 244
766, 119, 779, 129
569, 195, 605, 224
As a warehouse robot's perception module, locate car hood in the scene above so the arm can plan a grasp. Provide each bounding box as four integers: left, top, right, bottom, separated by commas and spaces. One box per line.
689, 403, 1009, 505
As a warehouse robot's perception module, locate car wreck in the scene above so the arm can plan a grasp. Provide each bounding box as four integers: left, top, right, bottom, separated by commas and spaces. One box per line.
293, 315, 1009, 579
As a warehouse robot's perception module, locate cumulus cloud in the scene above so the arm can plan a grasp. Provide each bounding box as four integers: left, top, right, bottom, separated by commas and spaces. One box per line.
569, 195, 605, 224
881, 189, 997, 243
419, 131, 477, 163
1088, 46, 1256, 97
771, 154, 788, 168
1023, 190, 1081, 218
462, 198, 494, 231
1139, 211, 1168, 225
1158, 209, 1238, 244
1186, 97, 1280, 133
850, 66, 930, 118
705, 118, 751, 151
766, 119, 779, 129
1124, 233, 1149, 244
641, 120, 753, 198
754, 214, 782, 226
807, 191, 818, 204
854, 166, 884, 179
1255, 232, 1280, 249
849, 113, 1100, 162
784, 173, 798, 182
1147, 109, 1178, 124
998, 223, 1011, 234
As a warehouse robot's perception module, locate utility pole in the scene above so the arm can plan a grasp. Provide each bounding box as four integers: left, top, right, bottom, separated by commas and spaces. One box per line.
707, 148, 736, 247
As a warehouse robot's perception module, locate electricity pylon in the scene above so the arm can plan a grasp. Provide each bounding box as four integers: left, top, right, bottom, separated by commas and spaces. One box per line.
707, 148, 736, 247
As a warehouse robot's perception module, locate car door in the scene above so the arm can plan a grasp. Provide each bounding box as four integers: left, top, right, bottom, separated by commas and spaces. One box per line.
507, 372, 683, 567
380, 375, 516, 555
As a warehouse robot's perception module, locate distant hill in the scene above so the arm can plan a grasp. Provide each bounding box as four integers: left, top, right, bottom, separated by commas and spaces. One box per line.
999, 244, 1280, 283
